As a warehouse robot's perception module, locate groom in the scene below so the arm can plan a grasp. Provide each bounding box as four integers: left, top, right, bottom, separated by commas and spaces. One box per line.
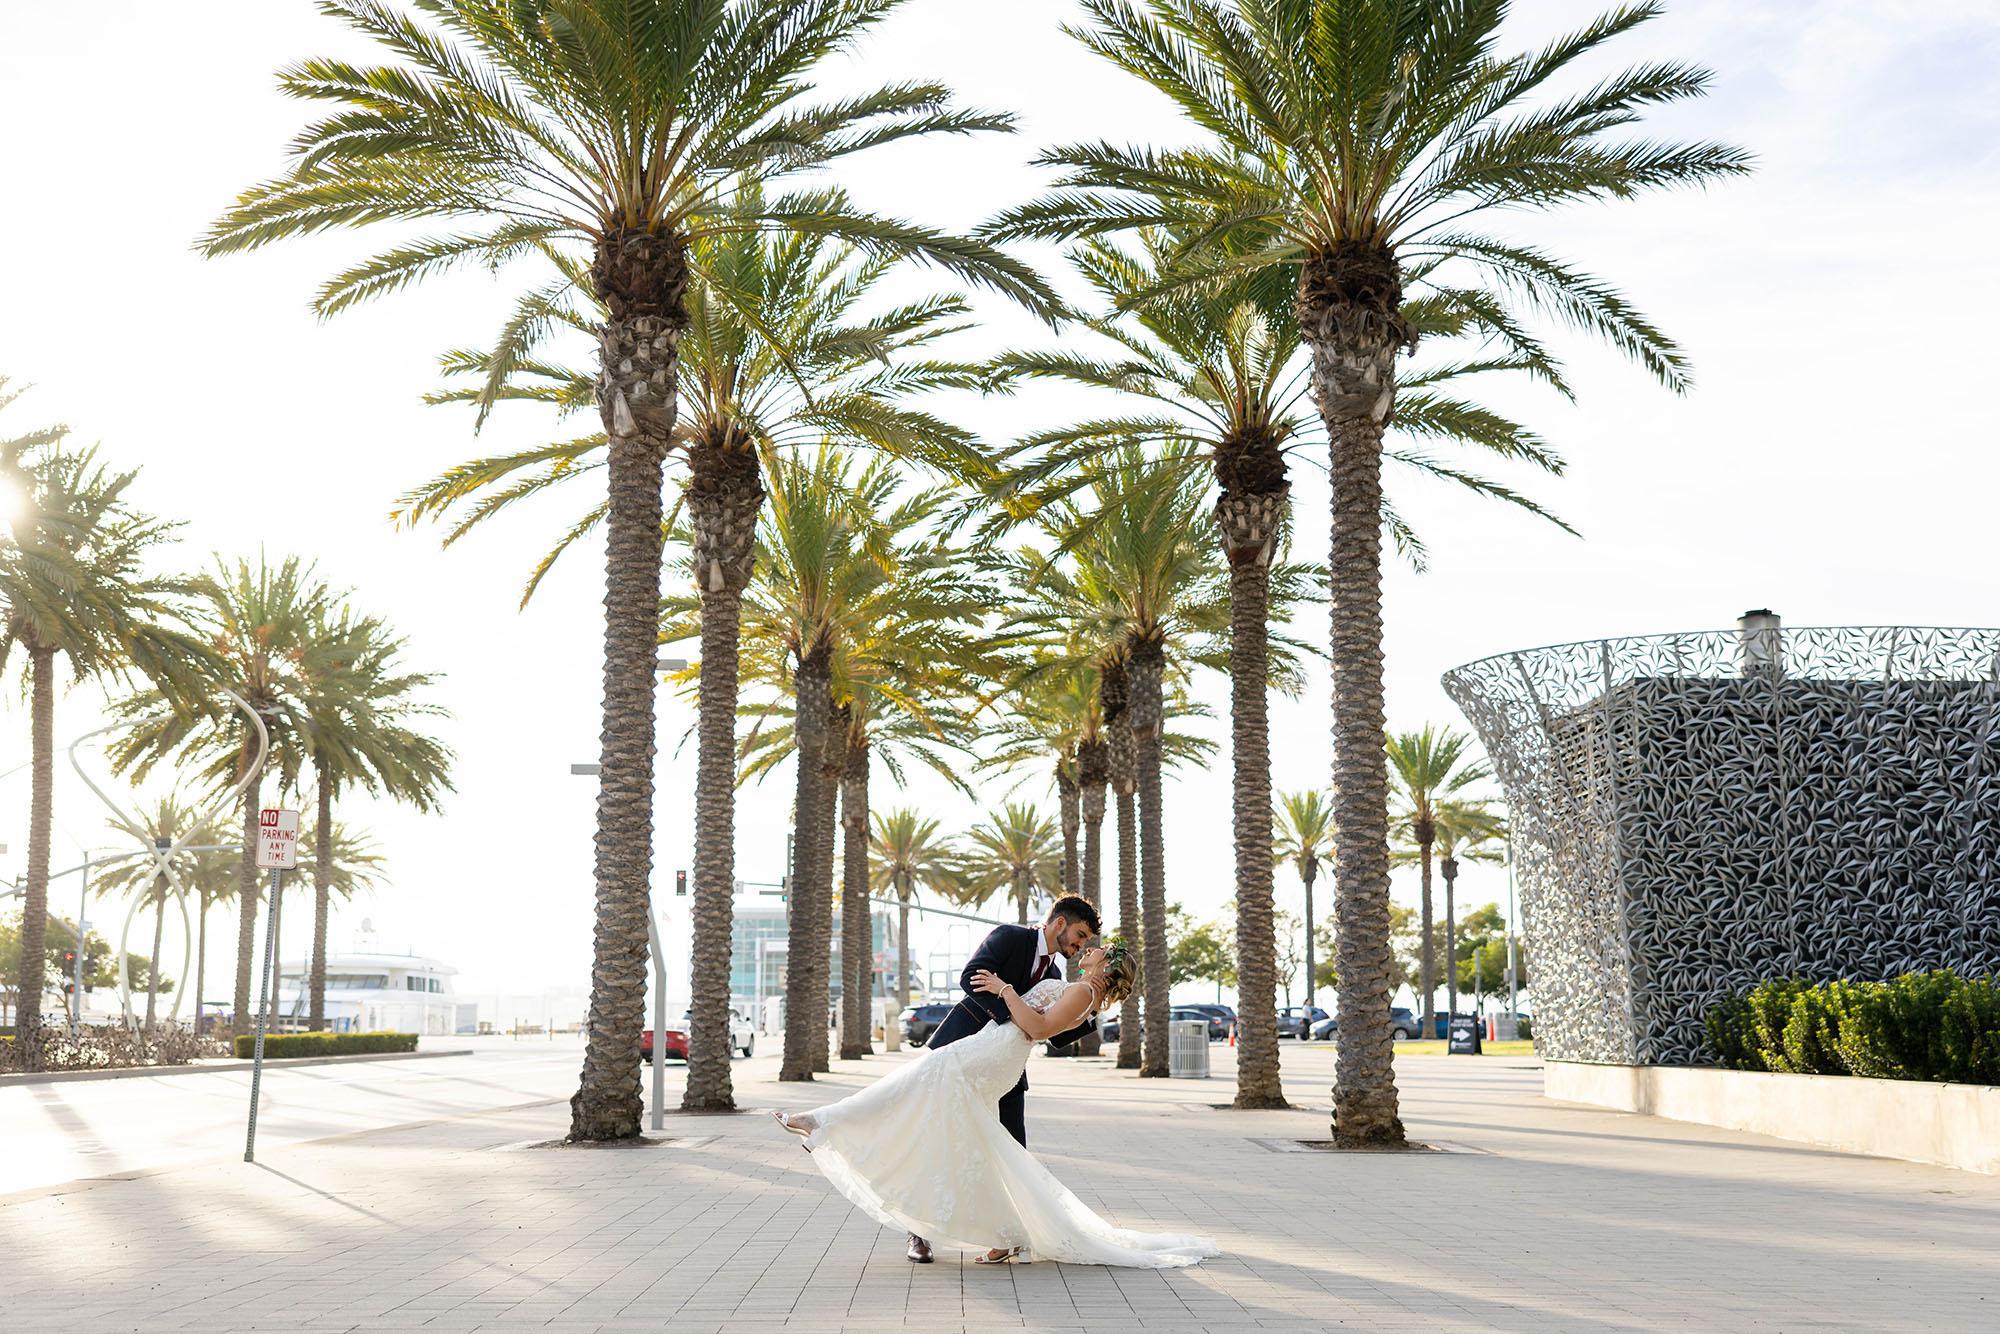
905, 894, 1101, 1264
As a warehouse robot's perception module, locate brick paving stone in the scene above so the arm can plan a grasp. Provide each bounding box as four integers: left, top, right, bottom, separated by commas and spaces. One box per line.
6, 1044, 1998, 1332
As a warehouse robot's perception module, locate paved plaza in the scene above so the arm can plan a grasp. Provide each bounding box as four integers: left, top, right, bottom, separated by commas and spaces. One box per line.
5, 1041, 1996, 1332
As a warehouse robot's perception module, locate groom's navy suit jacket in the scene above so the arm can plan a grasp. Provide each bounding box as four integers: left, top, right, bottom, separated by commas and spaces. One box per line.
924, 923, 1097, 1147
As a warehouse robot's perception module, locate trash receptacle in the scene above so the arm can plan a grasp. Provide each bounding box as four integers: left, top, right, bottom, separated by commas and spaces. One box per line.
1168, 1019, 1210, 1078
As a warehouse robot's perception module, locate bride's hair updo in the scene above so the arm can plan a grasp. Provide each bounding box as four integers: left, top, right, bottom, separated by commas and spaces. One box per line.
1092, 939, 1138, 1010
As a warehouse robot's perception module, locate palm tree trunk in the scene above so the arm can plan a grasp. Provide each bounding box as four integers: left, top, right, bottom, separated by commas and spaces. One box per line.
1303, 243, 1410, 1147
1443, 855, 1459, 1024
1105, 680, 1142, 1070
781, 645, 833, 1082
569, 231, 686, 1143
1302, 864, 1317, 1013
897, 874, 914, 1012
1419, 841, 1435, 1038
1127, 640, 1170, 1078
812, 703, 847, 1073
1080, 741, 1107, 907
683, 436, 761, 1110
232, 740, 263, 1039
1078, 748, 1108, 1058
310, 773, 332, 1032
17, 647, 56, 1065
840, 736, 871, 1060
1014, 866, 1030, 924
1216, 487, 1288, 1108
146, 881, 166, 1027
1057, 759, 1081, 897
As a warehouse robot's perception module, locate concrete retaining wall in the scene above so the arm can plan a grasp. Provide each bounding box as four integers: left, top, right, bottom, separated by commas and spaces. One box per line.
1544, 1060, 2000, 1174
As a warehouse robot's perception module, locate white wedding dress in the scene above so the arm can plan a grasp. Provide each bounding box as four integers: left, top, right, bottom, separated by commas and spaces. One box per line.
797, 978, 1218, 1267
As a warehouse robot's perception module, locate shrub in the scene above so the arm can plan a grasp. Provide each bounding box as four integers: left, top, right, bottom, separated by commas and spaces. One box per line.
0, 1023, 222, 1074
1516, 1016, 1533, 1041
1778, 980, 1862, 1076
232, 1030, 419, 1060
1706, 971, 2000, 1084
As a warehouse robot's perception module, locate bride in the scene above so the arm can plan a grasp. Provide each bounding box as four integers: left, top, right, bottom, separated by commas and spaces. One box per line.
773, 942, 1218, 1268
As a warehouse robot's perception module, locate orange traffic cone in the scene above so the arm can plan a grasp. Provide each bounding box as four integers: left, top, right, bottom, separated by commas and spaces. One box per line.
1228, 1025, 1236, 1047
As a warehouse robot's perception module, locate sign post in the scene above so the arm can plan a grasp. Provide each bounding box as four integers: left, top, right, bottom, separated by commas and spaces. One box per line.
244, 808, 299, 1163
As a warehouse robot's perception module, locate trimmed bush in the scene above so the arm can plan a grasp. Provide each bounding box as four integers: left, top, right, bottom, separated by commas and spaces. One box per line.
1705, 971, 2000, 1084
232, 1030, 419, 1059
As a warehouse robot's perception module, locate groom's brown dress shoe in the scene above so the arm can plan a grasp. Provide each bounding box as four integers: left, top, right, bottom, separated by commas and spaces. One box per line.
906, 1234, 933, 1264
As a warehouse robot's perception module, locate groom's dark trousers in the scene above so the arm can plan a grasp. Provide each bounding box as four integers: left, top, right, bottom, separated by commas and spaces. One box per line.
922, 923, 1096, 1147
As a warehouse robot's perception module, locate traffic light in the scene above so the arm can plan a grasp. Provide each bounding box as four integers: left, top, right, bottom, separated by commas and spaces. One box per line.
675, 869, 688, 896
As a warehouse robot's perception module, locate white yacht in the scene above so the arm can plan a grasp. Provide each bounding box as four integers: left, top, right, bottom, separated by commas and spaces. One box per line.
275, 926, 475, 1035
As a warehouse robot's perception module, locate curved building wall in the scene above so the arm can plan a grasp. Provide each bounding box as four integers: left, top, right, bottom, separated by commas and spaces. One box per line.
1443, 625, 2000, 1065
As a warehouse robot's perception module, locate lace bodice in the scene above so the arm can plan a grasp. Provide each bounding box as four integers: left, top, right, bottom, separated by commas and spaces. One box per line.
1020, 977, 1070, 1013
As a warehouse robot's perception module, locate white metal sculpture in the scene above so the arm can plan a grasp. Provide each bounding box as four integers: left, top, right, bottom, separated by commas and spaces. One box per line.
66, 692, 269, 1029
1443, 621, 2000, 1065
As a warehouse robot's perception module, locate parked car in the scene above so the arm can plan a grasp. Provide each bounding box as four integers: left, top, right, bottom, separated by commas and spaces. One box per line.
1310, 1006, 1420, 1042
900, 1002, 955, 1047
643, 1007, 754, 1063
1279, 1005, 1330, 1039
1182, 1003, 1236, 1035
1171, 1006, 1230, 1041
1100, 1013, 1126, 1044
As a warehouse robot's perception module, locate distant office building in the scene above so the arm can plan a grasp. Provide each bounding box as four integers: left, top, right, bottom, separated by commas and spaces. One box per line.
730, 896, 896, 1028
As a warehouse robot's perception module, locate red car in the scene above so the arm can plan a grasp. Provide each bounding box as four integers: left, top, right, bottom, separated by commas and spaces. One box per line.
641, 1024, 689, 1062
642, 1007, 755, 1063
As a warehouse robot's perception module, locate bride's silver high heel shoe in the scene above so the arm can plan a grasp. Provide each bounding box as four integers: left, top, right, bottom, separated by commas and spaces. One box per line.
771, 1110, 815, 1150
974, 1246, 1025, 1265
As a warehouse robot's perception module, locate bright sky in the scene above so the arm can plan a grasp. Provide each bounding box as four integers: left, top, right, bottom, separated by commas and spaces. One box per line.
2, 1, 1996, 1013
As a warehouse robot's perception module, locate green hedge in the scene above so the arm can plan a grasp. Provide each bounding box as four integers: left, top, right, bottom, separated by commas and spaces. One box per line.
232, 1030, 419, 1059
1704, 971, 2000, 1084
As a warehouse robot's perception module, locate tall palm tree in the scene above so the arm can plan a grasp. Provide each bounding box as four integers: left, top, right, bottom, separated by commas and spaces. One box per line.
683, 450, 960, 1081
956, 803, 1063, 925
995, 229, 1554, 1105
414, 215, 990, 1110
1009, 447, 1309, 1078
1098, 657, 1142, 1068
0, 396, 207, 1064
1274, 789, 1335, 1018
868, 808, 962, 1043
728, 614, 985, 1064
295, 607, 453, 1030
112, 556, 332, 1038
992, 0, 1746, 1144
980, 658, 1099, 898
206, 0, 1057, 1143
1388, 725, 1491, 1037
1432, 797, 1506, 1024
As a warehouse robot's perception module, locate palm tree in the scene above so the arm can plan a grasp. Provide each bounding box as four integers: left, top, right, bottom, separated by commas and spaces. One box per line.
295, 607, 453, 1030
729, 622, 985, 1065
679, 450, 963, 1081
869, 808, 963, 1045
414, 215, 991, 1111
956, 803, 1062, 925
979, 658, 1100, 900
93, 795, 208, 1028
0, 394, 207, 1064
1388, 725, 1491, 1037
995, 229, 1559, 1104
992, 0, 1746, 1144
112, 556, 332, 1038
205, 0, 1057, 1143
1008, 447, 1309, 1079
1433, 798, 1506, 1024
1274, 789, 1335, 1019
